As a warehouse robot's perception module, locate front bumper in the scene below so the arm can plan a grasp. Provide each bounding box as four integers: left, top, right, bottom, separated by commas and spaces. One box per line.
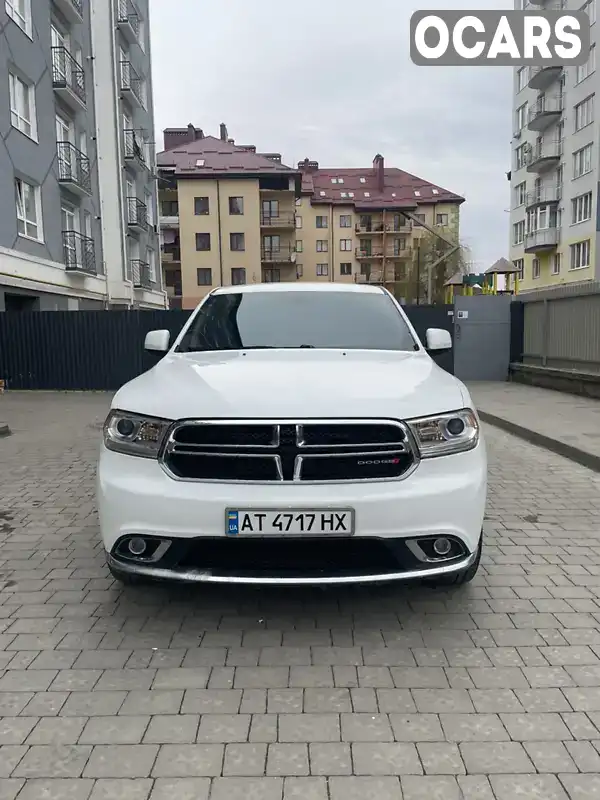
97, 443, 487, 585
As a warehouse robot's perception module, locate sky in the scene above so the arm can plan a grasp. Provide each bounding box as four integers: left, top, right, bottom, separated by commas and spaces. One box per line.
149, 0, 514, 271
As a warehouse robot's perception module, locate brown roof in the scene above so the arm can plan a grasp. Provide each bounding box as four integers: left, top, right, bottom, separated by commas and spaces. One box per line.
444, 271, 466, 287
157, 136, 299, 179
485, 257, 520, 274
302, 161, 464, 210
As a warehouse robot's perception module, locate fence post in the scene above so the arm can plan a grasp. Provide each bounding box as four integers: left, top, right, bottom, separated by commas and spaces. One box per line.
542, 298, 549, 367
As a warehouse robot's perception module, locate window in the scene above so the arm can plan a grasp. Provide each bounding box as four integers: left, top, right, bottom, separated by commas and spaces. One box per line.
514, 182, 527, 207
263, 268, 280, 282
316, 240, 328, 252
394, 238, 406, 255
261, 199, 278, 220
436, 213, 449, 225
197, 268, 212, 285
413, 213, 425, 226
516, 103, 528, 131
162, 200, 179, 216
532, 258, 540, 279
231, 267, 246, 285
573, 144, 593, 178
229, 196, 244, 215
295, 215, 302, 229
316, 216, 328, 228
551, 253, 561, 275
340, 239, 352, 251
340, 263, 352, 276
230, 233, 245, 251
9, 72, 35, 139
340, 214, 352, 228
515, 143, 528, 170
575, 95, 594, 131
176, 290, 421, 353
15, 177, 42, 241
5, 0, 31, 36
195, 233, 211, 251
572, 192, 593, 223
570, 239, 591, 269
316, 264, 329, 276
516, 67, 528, 92
194, 197, 209, 215
513, 258, 524, 280
296, 264, 303, 278
296, 240, 303, 253
576, 44, 596, 83
513, 220, 525, 245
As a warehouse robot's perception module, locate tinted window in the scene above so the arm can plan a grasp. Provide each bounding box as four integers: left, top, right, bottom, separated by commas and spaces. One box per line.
177, 291, 418, 352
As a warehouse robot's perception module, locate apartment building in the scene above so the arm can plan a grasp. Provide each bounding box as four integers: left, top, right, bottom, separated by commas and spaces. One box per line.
508, 0, 597, 291
0, 0, 165, 311
158, 124, 464, 308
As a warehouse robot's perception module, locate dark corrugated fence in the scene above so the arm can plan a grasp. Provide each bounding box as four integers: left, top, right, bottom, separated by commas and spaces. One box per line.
0, 305, 454, 391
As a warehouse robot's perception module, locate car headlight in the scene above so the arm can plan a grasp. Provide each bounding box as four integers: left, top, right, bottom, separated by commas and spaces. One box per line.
103, 410, 172, 458
407, 408, 479, 458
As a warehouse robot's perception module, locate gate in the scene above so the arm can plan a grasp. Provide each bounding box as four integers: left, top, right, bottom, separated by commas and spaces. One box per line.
453, 295, 512, 382
0, 304, 455, 392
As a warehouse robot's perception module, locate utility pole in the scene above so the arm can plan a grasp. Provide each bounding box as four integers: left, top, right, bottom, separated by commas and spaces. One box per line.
415, 244, 421, 305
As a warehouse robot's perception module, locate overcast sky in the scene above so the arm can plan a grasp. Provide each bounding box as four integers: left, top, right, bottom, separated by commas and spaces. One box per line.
149, 0, 513, 270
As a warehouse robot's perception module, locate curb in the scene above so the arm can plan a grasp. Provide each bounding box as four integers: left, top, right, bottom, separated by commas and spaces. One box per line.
478, 410, 600, 474
0, 423, 10, 438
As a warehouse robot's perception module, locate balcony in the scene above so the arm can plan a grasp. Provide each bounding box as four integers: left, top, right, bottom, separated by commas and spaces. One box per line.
52, 0, 83, 23
389, 246, 412, 259
51, 47, 86, 110
57, 142, 92, 197
63, 231, 96, 275
528, 96, 563, 132
160, 215, 179, 229
127, 197, 148, 233
123, 130, 147, 172
260, 214, 295, 229
120, 60, 144, 108
261, 245, 296, 263
117, 0, 141, 43
356, 247, 384, 259
526, 140, 563, 173
525, 187, 561, 209
389, 221, 413, 233
131, 259, 153, 289
528, 65, 562, 91
355, 221, 385, 234
524, 228, 560, 253
161, 245, 181, 263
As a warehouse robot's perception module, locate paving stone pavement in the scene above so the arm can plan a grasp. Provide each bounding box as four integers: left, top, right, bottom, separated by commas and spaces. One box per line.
1, 392, 600, 798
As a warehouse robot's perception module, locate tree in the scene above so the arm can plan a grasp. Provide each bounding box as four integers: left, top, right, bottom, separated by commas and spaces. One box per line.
406, 231, 472, 304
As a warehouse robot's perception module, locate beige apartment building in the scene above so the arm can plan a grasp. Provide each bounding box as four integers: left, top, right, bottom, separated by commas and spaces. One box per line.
158, 124, 464, 308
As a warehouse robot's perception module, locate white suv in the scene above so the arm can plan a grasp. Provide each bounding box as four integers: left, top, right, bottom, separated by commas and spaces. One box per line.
97, 283, 487, 587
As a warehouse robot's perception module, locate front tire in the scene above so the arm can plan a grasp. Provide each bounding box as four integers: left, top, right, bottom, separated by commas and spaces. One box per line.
426, 533, 483, 588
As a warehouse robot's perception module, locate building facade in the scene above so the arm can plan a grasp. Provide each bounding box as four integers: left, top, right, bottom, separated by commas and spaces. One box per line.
158, 125, 464, 309
508, 0, 597, 292
0, 0, 165, 311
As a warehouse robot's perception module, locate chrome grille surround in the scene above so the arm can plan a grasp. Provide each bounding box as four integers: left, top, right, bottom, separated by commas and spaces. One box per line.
159, 418, 420, 484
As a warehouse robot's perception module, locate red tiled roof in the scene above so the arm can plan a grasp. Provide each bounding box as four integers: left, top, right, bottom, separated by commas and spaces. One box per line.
303, 165, 464, 209
157, 136, 298, 177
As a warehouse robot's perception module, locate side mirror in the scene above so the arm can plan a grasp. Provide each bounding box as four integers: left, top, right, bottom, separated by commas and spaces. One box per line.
425, 327, 452, 352
144, 329, 170, 353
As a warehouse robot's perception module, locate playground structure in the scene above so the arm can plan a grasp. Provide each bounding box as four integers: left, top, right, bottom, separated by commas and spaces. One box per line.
444, 258, 520, 303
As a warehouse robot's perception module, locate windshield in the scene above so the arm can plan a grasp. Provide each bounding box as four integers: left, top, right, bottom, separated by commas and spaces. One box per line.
176, 291, 419, 352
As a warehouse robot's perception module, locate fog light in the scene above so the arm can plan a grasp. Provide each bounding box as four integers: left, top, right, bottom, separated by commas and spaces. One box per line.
128, 537, 147, 556
433, 537, 452, 556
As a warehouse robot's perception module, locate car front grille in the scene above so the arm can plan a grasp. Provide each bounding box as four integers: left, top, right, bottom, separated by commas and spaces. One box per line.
161, 420, 416, 483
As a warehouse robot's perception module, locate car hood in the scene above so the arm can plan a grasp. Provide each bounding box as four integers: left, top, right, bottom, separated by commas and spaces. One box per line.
112, 349, 468, 420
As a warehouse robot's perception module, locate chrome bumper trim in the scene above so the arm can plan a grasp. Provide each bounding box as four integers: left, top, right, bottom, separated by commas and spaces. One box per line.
107, 550, 477, 586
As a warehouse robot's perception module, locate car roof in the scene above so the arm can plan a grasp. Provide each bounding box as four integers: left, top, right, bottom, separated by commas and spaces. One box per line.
211, 282, 385, 296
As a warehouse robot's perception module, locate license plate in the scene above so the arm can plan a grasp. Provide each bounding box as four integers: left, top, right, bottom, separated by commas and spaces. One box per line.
226, 508, 355, 536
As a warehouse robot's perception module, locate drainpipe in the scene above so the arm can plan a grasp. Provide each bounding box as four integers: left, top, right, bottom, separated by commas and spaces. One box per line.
216, 181, 224, 286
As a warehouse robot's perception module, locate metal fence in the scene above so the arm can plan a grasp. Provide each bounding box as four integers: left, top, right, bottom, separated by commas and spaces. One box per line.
0, 305, 454, 391
519, 282, 600, 374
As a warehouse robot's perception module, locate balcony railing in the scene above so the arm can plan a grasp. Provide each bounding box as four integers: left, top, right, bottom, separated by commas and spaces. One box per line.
526, 140, 563, 173
57, 142, 92, 196
53, 0, 83, 23
355, 221, 385, 234
528, 64, 562, 91
123, 129, 147, 168
525, 187, 561, 207
127, 197, 148, 230
51, 47, 86, 107
131, 259, 153, 289
524, 228, 560, 252
261, 245, 296, 263
117, 0, 141, 41
63, 231, 96, 274
356, 247, 384, 258
528, 95, 563, 131
120, 60, 144, 106
260, 214, 295, 227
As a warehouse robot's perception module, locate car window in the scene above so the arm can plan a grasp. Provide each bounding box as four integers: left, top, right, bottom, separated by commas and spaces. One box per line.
176, 291, 419, 352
